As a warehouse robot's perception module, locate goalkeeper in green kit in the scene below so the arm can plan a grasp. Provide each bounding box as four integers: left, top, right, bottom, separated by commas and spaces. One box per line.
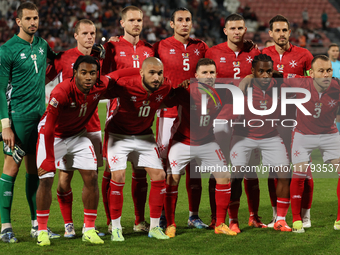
0, 2, 60, 243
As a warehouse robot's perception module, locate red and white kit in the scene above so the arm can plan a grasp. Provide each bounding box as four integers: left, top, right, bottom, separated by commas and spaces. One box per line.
37, 75, 113, 175
284, 76, 340, 164
101, 37, 154, 159
230, 79, 289, 166
46, 48, 103, 167
153, 37, 208, 158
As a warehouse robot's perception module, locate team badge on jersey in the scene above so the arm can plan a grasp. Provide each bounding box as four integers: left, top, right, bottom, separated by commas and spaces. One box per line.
155, 94, 163, 102
143, 100, 150, 105
182, 53, 189, 58
143, 51, 150, 57
194, 49, 200, 56
132, 55, 139, 60
315, 102, 322, 108
39, 47, 44, 55
328, 100, 336, 108
50, 97, 59, 108
246, 56, 253, 63
233, 61, 240, 67
277, 64, 284, 72
289, 60, 297, 68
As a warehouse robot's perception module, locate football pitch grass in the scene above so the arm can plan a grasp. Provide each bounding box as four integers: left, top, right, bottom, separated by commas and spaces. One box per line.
1, 103, 340, 254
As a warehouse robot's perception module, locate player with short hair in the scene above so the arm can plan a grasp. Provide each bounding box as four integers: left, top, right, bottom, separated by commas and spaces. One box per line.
285, 55, 340, 233
205, 13, 263, 232
231, 54, 292, 232
0, 2, 59, 243
264, 39, 275, 48
101, 5, 154, 234
46, 18, 105, 238
153, 7, 210, 233
35, 55, 133, 246
262, 14, 314, 228
164, 58, 237, 237
107, 57, 172, 241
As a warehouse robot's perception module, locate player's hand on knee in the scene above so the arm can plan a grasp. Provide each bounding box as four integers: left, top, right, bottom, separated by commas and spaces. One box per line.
12, 144, 26, 164
39, 159, 56, 176
2, 127, 15, 151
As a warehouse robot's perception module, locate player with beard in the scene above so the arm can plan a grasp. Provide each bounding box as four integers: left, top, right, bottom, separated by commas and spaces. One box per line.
262, 15, 314, 228
153, 7, 210, 236
107, 57, 173, 241
205, 13, 263, 233
0, 2, 59, 243
101, 6, 154, 234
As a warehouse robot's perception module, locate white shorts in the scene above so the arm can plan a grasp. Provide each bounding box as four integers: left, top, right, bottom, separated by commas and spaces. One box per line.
156, 116, 176, 159
291, 131, 340, 164
230, 135, 289, 166
167, 140, 227, 175
37, 129, 97, 171
277, 125, 293, 160
107, 133, 163, 171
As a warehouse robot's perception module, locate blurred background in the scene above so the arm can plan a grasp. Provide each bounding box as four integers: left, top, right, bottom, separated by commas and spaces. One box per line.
1, 0, 339, 55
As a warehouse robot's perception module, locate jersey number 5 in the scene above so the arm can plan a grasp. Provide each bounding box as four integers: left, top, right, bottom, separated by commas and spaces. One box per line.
183, 59, 189, 71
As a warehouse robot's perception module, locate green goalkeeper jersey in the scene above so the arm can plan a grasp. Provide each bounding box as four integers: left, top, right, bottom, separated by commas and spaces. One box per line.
0, 34, 57, 120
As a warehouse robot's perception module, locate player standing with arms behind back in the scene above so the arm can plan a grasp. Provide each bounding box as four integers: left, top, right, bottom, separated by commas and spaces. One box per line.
153, 7, 210, 234
101, 6, 154, 233
262, 15, 314, 228
0, 2, 59, 243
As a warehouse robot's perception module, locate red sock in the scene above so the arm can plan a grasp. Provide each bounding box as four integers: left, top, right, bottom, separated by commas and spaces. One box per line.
102, 171, 111, 225
268, 172, 277, 207
185, 164, 202, 214
337, 173, 340, 221
37, 209, 49, 231
165, 184, 178, 227
109, 180, 124, 220
84, 209, 97, 228
57, 189, 73, 224
290, 172, 306, 222
149, 180, 165, 219
209, 177, 216, 219
215, 183, 231, 226
277, 197, 290, 218
132, 172, 148, 225
228, 200, 240, 220
301, 165, 314, 210
244, 178, 260, 216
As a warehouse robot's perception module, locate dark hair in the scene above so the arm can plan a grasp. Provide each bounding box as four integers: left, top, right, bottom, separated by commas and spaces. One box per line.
311, 55, 330, 68
17, 2, 38, 19
74, 19, 95, 34
328, 43, 339, 50
170, 7, 191, 23
252, 54, 273, 68
264, 39, 274, 47
225, 13, 244, 26
71, 55, 101, 85
121, 5, 143, 20
196, 58, 216, 71
269, 15, 290, 31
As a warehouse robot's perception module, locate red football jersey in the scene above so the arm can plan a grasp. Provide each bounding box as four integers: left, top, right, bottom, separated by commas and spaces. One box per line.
46, 47, 101, 132
205, 42, 261, 120
105, 75, 172, 135
102, 37, 154, 125
262, 44, 313, 75
154, 36, 209, 118
41, 76, 111, 138
102, 37, 154, 75
233, 80, 281, 139
283, 75, 340, 135
164, 83, 233, 145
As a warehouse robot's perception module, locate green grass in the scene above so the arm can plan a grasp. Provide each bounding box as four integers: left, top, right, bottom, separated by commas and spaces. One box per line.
1, 103, 340, 254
